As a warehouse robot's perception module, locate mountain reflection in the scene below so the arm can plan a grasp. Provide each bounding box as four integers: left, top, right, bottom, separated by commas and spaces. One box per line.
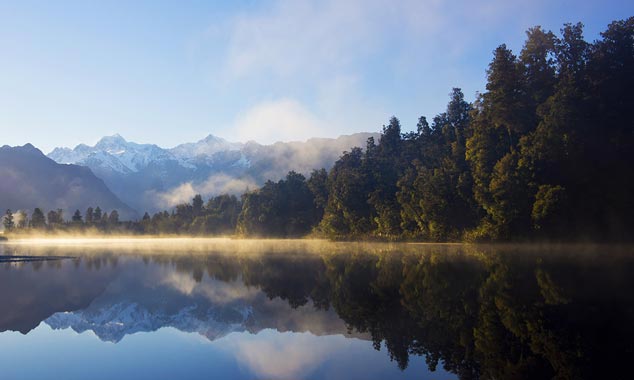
1, 242, 633, 379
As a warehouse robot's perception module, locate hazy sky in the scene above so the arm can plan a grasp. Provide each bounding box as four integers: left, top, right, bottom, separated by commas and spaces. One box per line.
0, 0, 632, 152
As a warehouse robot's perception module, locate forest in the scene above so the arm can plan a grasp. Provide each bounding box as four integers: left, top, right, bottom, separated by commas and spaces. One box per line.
3, 18, 633, 242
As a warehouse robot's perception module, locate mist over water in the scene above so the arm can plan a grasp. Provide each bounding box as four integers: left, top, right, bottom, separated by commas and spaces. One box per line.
0, 239, 632, 379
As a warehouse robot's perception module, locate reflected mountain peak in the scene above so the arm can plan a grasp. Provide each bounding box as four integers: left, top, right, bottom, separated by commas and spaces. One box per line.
1, 244, 633, 379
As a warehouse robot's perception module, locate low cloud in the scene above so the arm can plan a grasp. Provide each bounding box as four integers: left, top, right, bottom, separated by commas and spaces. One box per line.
147, 174, 258, 208
157, 271, 259, 305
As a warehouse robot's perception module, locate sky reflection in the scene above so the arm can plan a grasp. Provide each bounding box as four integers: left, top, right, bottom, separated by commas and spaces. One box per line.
2, 240, 632, 379
0, 324, 446, 380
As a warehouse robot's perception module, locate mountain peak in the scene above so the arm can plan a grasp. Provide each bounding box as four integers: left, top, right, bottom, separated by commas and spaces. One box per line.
97, 133, 127, 144
22, 143, 38, 150
203, 134, 222, 142
0, 143, 44, 156
20, 143, 45, 156
94, 134, 129, 153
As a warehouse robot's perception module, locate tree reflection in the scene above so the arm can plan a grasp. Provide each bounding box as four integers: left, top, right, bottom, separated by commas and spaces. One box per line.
230, 246, 634, 379
1, 244, 633, 379
148, 245, 633, 379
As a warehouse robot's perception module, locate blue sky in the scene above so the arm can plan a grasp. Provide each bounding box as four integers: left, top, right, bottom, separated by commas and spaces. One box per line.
0, 0, 632, 152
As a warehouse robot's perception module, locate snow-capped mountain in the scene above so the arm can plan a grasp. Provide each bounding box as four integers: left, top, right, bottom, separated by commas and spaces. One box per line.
2, 252, 365, 343
49, 134, 184, 174
171, 134, 244, 161
47, 132, 379, 213
43, 269, 357, 344
46, 301, 250, 343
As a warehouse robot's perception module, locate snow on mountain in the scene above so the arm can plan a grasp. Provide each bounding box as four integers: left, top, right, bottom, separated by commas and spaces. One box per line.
47, 132, 379, 212
171, 134, 243, 160
44, 291, 356, 343
49, 134, 184, 174
46, 301, 250, 343
48, 144, 93, 164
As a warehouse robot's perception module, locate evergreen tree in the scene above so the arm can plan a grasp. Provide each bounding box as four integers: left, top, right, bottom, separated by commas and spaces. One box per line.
3, 209, 15, 232
320, 147, 374, 237
108, 210, 120, 225
86, 207, 94, 225
237, 171, 317, 237
93, 206, 102, 221
466, 43, 536, 238
192, 194, 204, 217
368, 116, 404, 237
30, 208, 46, 229
72, 209, 83, 224
47, 209, 64, 227
196, 194, 241, 234
397, 89, 478, 240
307, 168, 329, 221
16, 211, 28, 229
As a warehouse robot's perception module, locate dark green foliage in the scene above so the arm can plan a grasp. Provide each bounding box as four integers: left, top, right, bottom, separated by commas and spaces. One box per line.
368, 117, 404, 237
462, 18, 633, 241
397, 89, 479, 240
29, 208, 46, 229
85, 207, 94, 224
72, 209, 83, 223
317, 18, 632, 241
192, 194, 204, 217
319, 147, 374, 237
16, 210, 28, 229
193, 194, 240, 235
133, 194, 241, 235
307, 168, 329, 220
47, 209, 64, 227
237, 171, 319, 237
3, 209, 15, 231
93, 206, 102, 221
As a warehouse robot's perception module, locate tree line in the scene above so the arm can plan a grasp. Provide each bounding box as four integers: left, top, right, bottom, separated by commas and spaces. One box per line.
2, 19, 632, 241
2, 207, 123, 233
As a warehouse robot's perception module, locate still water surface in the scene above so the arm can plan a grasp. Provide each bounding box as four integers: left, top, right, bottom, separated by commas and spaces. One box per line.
0, 239, 632, 379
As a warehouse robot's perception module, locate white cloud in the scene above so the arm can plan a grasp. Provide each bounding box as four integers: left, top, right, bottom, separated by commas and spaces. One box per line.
214, 0, 446, 143
223, 0, 444, 80
151, 182, 197, 208
226, 74, 388, 143
232, 98, 324, 144
226, 331, 352, 379
148, 174, 258, 208
157, 271, 260, 305
206, 0, 552, 144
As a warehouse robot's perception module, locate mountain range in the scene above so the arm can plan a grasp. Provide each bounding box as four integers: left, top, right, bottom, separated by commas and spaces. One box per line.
48, 132, 378, 213
0, 254, 361, 343
0, 144, 137, 220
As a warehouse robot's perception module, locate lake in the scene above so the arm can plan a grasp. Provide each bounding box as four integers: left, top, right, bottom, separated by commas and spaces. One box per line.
0, 239, 632, 380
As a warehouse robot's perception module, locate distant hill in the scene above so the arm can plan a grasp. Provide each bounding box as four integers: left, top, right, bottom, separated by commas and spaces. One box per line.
48, 133, 378, 212
0, 144, 137, 220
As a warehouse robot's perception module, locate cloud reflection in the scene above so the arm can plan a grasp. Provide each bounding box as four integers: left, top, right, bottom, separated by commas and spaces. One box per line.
225, 330, 352, 379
